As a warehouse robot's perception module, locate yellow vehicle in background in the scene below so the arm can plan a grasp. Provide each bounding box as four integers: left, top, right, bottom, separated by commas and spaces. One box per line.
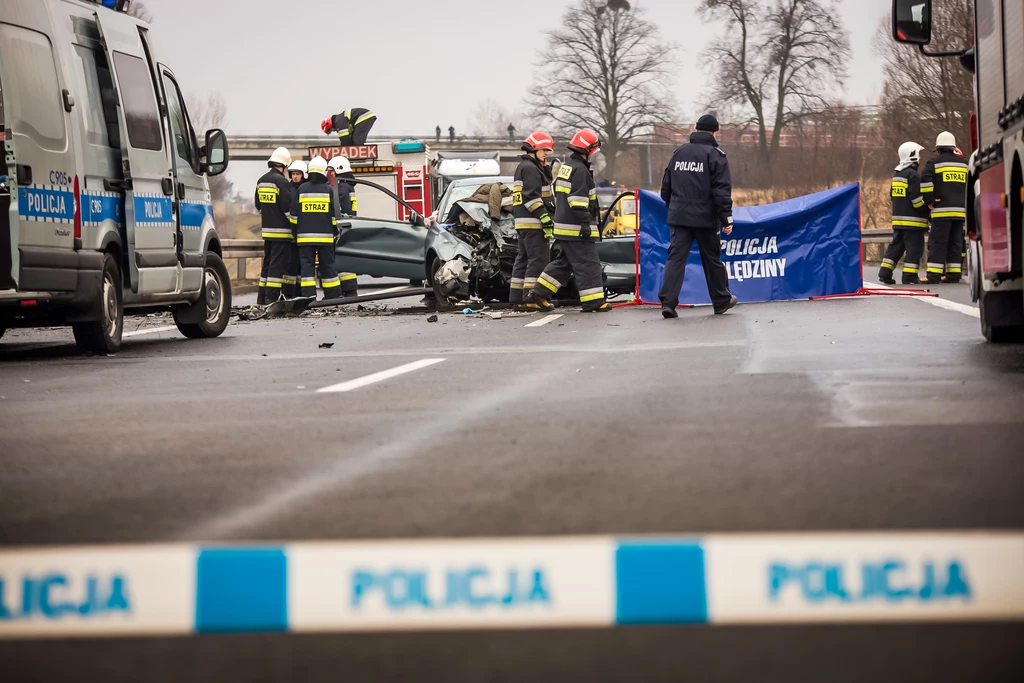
596, 187, 637, 236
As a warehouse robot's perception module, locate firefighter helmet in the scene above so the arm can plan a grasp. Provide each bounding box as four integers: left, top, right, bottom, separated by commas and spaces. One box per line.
897, 141, 924, 169
321, 117, 335, 135
268, 147, 291, 168
287, 160, 308, 179
307, 156, 329, 178
522, 130, 555, 153
567, 129, 600, 155
329, 156, 353, 174
935, 131, 957, 148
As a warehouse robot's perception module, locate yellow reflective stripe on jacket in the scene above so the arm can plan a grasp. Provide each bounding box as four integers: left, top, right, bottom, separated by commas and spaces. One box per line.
892, 219, 929, 228
262, 228, 294, 239
354, 111, 375, 125
920, 182, 934, 193
911, 198, 925, 208
526, 198, 545, 211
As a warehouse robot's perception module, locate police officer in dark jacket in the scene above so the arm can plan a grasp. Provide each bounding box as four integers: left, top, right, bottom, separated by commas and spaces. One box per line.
254, 147, 295, 305
510, 130, 555, 310
658, 114, 737, 318
920, 131, 967, 283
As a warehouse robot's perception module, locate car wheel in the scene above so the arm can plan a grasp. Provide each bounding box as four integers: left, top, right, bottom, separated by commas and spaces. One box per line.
430, 257, 456, 312
174, 253, 232, 339
72, 253, 123, 355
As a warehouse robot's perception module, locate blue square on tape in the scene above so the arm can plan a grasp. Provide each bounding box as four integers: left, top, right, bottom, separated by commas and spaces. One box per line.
615, 541, 707, 625
195, 548, 288, 633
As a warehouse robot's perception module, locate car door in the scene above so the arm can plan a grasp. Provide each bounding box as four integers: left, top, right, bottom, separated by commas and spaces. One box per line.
335, 178, 427, 280
158, 66, 210, 294
93, 10, 176, 295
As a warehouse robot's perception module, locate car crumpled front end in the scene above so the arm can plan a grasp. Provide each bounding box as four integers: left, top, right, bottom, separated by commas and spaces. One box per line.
428, 200, 518, 304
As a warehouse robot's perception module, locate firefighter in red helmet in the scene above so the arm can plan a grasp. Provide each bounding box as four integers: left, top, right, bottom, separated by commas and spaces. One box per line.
511, 131, 556, 311
530, 129, 611, 312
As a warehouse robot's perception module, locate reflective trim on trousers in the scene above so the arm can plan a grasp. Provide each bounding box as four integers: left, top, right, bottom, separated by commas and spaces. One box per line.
931, 210, 966, 219
945, 264, 962, 273
537, 273, 561, 292
524, 278, 538, 288
321, 277, 341, 288
339, 273, 357, 281
903, 265, 918, 273
282, 275, 297, 285
881, 259, 895, 270
579, 287, 605, 302
300, 278, 317, 287
297, 234, 335, 244
927, 262, 944, 274
510, 278, 525, 290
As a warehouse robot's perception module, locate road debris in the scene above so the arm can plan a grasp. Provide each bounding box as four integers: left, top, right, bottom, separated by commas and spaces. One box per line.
319, 342, 335, 349
427, 314, 439, 323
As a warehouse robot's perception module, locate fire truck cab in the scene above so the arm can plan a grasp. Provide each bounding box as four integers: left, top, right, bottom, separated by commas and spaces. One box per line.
893, 0, 1024, 342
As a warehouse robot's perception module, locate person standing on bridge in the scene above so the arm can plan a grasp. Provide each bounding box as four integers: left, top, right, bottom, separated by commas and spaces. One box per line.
510, 131, 556, 311
283, 160, 307, 299
658, 114, 737, 319
436, 125, 442, 143
448, 125, 456, 143
531, 129, 611, 313
921, 131, 967, 284
879, 142, 929, 285
507, 123, 516, 142
254, 147, 294, 305
321, 107, 377, 146
291, 157, 342, 300
328, 156, 359, 299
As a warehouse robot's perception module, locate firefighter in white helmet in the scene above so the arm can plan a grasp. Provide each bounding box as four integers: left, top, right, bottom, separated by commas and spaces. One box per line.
290, 156, 342, 299
879, 141, 929, 284
327, 156, 359, 298
920, 131, 967, 283
281, 160, 307, 298
254, 147, 294, 305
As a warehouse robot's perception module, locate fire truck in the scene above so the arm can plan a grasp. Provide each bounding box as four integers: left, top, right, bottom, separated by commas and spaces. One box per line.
306, 140, 432, 223
893, 0, 1024, 342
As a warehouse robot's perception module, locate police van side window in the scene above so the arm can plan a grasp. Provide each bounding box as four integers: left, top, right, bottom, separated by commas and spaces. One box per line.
160, 73, 199, 176
72, 46, 120, 149
111, 52, 162, 151
0, 25, 66, 150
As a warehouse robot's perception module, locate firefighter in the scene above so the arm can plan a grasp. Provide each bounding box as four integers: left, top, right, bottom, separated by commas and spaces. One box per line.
282, 160, 307, 299
879, 142, 930, 285
510, 131, 556, 311
530, 129, 611, 313
290, 156, 342, 300
658, 114, 737, 318
921, 131, 967, 283
328, 156, 359, 298
321, 107, 377, 146
254, 147, 294, 305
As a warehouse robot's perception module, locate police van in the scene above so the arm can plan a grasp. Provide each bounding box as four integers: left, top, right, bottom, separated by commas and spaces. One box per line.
0, 0, 232, 353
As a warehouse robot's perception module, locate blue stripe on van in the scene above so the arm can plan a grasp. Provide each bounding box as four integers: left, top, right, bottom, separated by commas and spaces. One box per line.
180, 199, 213, 231
18, 185, 75, 224
82, 190, 123, 227
132, 194, 174, 227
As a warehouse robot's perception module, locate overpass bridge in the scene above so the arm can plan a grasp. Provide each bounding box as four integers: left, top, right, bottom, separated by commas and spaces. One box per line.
224, 134, 530, 164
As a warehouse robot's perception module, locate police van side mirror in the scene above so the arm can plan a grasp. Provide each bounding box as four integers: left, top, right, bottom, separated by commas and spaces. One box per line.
892, 0, 931, 45
203, 128, 229, 177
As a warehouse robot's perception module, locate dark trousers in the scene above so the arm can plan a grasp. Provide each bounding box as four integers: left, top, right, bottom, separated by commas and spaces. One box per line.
879, 229, 926, 283
299, 244, 342, 300
532, 239, 605, 310
927, 219, 964, 281
282, 242, 300, 299
510, 229, 550, 303
261, 239, 292, 304
258, 242, 271, 305
658, 225, 732, 309
340, 272, 358, 297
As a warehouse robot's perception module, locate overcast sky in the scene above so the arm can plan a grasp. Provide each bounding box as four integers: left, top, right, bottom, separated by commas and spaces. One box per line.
145, 0, 892, 137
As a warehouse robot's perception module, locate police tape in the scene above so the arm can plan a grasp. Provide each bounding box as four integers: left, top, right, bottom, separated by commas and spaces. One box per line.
1, 532, 1023, 638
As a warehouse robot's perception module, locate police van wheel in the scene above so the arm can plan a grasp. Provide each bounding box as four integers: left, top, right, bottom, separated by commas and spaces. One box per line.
72, 254, 123, 355
174, 253, 232, 339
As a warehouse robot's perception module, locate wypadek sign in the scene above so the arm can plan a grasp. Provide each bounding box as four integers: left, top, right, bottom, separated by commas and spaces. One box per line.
637, 183, 863, 304
307, 145, 378, 161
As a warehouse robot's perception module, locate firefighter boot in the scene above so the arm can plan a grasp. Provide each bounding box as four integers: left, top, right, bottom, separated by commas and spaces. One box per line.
878, 270, 896, 285
523, 292, 555, 312
582, 302, 612, 313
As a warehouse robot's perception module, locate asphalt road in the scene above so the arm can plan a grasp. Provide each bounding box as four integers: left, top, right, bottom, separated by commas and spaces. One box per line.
1, 275, 1023, 682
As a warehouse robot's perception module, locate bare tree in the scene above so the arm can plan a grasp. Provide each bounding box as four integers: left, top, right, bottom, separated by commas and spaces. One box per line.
699, 0, 850, 172
874, 1, 973, 154
470, 98, 526, 139
187, 93, 235, 202
526, 0, 676, 181
125, 0, 153, 22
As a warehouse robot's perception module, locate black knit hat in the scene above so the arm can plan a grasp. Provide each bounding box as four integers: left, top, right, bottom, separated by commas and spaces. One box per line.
696, 114, 720, 132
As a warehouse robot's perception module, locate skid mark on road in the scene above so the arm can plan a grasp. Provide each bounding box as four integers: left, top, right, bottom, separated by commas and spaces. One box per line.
317, 358, 445, 393
185, 363, 571, 540
525, 314, 563, 328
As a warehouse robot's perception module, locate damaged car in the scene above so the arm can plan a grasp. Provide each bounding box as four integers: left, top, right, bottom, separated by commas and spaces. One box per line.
335, 176, 636, 310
